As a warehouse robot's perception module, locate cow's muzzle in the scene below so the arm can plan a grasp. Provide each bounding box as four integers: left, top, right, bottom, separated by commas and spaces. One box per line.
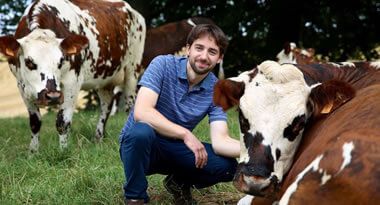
36, 89, 64, 106
233, 163, 279, 198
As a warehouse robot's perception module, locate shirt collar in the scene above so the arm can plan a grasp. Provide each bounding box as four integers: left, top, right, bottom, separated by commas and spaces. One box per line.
178, 57, 214, 90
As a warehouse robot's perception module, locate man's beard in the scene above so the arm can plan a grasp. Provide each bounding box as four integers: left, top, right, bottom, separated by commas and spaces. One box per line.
189, 59, 213, 75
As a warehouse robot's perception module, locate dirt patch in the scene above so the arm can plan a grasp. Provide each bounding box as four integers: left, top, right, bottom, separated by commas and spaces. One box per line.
0, 61, 31, 118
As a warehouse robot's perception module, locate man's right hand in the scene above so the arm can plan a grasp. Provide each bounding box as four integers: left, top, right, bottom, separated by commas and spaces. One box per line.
183, 131, 208, 169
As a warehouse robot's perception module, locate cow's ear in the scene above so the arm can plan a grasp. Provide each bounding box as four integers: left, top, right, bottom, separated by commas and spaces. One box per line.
283, 42, 291, 55
0, 36, 21, 58
213, 79, 245, 111
308, 80, 355, 117
60, 34, 89, 55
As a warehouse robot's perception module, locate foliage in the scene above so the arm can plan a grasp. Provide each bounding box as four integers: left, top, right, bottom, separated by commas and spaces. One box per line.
0, 0, 379, 77
129, 0, 380, 76
0, 0, 28, 35
0, 110, 243, 204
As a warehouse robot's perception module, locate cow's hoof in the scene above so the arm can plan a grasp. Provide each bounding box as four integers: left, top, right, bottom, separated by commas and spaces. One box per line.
95, 136, 103, 143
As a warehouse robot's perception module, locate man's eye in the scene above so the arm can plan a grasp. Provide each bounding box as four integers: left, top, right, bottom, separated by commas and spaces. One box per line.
209, 51, 217, 56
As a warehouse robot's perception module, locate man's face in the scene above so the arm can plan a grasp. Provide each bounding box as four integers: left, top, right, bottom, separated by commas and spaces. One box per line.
187, 34, 223, 75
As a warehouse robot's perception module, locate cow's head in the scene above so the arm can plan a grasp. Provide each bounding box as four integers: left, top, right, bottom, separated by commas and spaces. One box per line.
214, 61, 354, 198
0, 29, 88, 107
276, 42, 315, 65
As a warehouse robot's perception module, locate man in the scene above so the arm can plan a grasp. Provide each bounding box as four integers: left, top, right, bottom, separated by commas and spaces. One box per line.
119, 24, 240, 205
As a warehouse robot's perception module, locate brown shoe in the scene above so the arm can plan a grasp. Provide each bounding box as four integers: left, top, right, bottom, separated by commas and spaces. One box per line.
163, 175, 196, 205
124, 198, 145, 205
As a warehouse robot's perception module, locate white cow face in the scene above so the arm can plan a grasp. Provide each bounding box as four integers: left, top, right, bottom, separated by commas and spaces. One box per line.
233, 61, 311, 195
213, 60, 354, 197
0, 29, 88, 107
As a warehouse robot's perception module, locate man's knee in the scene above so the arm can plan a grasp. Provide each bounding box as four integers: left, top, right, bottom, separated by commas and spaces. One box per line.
122, 122, 155, 145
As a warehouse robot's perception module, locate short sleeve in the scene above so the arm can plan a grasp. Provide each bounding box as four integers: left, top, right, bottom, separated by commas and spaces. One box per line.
138, 55, 167, 94
208, 103, 227, 123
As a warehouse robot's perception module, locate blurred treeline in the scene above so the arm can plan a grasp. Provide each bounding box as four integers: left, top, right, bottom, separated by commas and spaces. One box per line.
1, 0, 379, 76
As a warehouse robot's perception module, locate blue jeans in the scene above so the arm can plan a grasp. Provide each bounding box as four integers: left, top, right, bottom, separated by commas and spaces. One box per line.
119, 122, 237, 202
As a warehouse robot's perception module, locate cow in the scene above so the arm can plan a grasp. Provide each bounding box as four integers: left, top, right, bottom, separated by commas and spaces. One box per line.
213, 61, 380, 204
0, 0, 146, 152
276, 42, 316, 65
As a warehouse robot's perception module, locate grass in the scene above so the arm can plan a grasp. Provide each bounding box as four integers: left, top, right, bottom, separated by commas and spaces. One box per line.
0, 109, 243, 204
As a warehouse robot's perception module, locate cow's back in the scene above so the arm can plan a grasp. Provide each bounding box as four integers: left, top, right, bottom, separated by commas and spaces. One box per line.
296, 62, 380, 90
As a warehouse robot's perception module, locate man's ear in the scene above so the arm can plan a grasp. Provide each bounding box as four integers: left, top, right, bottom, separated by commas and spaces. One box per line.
213, 79, 245, 111
308, 80, 355, 117
217, 54, 224, 64
186, 44, 190, 56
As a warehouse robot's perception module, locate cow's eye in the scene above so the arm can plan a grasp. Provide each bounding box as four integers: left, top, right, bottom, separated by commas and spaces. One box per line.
25, 58, 37, 70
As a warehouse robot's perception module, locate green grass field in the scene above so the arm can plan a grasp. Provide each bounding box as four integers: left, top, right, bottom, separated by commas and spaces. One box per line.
0, 109, 244, 204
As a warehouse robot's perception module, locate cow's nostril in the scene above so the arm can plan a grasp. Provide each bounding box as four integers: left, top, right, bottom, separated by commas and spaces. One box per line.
46, 92, 61, 103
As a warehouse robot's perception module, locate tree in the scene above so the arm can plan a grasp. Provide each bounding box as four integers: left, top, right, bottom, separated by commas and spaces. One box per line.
0, 0, 28, 35
1, 0, 378, 76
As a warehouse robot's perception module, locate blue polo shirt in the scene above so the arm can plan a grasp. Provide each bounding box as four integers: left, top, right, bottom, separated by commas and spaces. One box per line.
120, 55, 227, 140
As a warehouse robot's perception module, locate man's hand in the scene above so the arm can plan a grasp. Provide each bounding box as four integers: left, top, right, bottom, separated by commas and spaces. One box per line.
183, 131, 208, 169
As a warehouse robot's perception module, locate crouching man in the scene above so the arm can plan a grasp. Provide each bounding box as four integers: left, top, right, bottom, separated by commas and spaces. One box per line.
119, 24, 240, 204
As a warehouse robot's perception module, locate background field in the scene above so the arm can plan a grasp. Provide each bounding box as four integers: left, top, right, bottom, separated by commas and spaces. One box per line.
0, 109, 244, 204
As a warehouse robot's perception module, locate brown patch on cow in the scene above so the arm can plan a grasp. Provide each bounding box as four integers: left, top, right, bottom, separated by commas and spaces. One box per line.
279, 84, 380, 204
135, 63, 144, 75
308, 80, 355, 117
213, 79, 245, 111
14, 17, 32, 39
289, 143, 379, 205
30, 4, 72, 38
296, 62, 380, 90
73, 0, 134, 79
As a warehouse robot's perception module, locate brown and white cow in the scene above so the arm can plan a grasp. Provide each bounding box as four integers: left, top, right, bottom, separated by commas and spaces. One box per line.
276, 42, 316, 65
214, 61, 380, 204
0, 0, 145, 152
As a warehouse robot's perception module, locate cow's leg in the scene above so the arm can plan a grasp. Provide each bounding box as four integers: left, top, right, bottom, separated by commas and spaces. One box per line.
56, 82, 79, 149
56, 108, 75, 149
123, 20, 145, 113
110, 85, 124, 116
123, 69, 138, 113
95, 87, 114, 142
28, 106, 42, 152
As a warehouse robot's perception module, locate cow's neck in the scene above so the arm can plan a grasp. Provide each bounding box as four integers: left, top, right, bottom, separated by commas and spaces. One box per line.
297, 62, 379, 90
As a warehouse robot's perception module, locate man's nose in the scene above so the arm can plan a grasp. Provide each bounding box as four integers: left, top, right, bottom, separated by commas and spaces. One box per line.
199, 50, 208, 59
